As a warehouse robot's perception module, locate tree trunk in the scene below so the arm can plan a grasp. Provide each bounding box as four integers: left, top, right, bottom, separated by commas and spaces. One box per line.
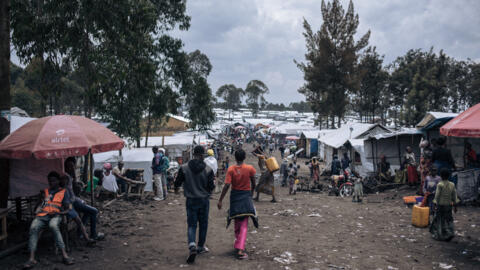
145, 109, 152, 147
0, 0, 11, 208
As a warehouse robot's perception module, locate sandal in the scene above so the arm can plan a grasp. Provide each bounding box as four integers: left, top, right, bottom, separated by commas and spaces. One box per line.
23, 260, 38, 269
62, 257, 75, 265
236, 251, 248, 260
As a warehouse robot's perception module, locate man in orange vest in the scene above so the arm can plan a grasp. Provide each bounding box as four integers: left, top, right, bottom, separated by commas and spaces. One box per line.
23, 171, 75, 269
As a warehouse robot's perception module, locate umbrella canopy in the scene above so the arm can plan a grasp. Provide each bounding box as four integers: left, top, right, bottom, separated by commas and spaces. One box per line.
285, 136, 300, 140
0, 115, 124, 159
234, 125, 245, 130
440, 103, 480, 137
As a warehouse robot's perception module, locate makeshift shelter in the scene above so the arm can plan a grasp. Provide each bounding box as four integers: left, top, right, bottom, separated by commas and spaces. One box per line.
416, 111, 458, 139
440, 103, 480, 201
364, 128, 423, 176
318, 123, 391, 166
140, 131, 199, 163
299, 131, 321, 158
94, 148, 155, 191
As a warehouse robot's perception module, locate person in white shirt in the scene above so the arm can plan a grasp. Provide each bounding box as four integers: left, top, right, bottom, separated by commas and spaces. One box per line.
113, 161, 128, 194
204, 149, 219, 192
96, 163, 119, 198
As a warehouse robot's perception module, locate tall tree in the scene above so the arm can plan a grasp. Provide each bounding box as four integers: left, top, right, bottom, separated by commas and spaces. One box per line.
0, 0, 11, 207
216, 84, 244, 115
296, 0, 370, 128
245, 80, 269, 116
182, 50, 215, 130
355, 47, 388, 123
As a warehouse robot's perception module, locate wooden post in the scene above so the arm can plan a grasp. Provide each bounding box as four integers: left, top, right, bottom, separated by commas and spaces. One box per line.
396, 135, 402, 167
89, 150, 94, 206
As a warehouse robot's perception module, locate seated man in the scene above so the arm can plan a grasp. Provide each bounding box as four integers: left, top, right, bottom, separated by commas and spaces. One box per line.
96, 163, 119, 198
378, 155, 392, 182
113, 161, 129, 194
64, 157, 104, 241
24, 172, 74, 268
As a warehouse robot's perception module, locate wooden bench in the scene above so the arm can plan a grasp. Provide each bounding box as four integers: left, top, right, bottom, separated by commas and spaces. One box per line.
124, 169, 146, 200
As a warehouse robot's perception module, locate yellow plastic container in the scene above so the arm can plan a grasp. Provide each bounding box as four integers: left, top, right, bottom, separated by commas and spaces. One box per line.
266, 157, 280, 172
412, 205, 429, 228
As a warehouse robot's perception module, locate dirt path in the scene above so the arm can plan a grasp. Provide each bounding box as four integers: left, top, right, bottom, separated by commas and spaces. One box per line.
2, 143, 479, 270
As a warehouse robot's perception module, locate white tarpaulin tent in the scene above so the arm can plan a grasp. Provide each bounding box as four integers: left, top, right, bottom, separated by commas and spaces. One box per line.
94, 148, 156, 191
319, 123, 391, 166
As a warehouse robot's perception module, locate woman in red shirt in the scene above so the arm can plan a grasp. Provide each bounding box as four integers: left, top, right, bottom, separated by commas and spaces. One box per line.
218, 149, 258, 259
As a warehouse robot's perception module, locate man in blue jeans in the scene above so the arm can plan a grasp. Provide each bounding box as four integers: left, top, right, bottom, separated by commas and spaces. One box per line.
64, 157, 104, 241
175, 145, 215, 264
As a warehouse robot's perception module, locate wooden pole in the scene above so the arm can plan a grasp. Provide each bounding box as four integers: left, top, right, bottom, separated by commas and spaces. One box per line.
89, 150, 94, 206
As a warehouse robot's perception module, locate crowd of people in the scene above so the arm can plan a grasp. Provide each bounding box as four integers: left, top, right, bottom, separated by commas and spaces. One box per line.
20, 126, 475, 267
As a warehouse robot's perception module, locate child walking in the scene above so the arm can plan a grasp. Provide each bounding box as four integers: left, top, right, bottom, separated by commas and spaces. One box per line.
218, 149, 258, 259
429, 168, 460, 241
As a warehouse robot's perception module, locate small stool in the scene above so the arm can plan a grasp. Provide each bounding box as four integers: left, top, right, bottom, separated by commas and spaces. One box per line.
0, 208, 8, 247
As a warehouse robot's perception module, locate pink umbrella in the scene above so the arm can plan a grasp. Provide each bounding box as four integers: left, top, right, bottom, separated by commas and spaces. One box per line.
234, 125, 245, 130
285, 136, 300, 140
440, 103, 480, 137
0, 115, 124, 159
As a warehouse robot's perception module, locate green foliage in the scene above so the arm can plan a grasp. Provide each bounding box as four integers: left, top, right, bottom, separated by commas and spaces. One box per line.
245, 80, 269, 116
355, 47, 389, 123
216, 84, 244, 111
296, 0, 370, 128
289, 101, 313, 113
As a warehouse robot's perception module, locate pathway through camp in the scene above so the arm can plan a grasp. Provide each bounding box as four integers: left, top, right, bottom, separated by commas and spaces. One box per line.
1, 143, 480, 270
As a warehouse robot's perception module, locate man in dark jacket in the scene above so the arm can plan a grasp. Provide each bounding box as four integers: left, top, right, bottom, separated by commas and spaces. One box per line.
174, 145, 215, 264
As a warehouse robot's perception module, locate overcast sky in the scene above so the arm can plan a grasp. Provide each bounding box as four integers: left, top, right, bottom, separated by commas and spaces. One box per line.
10, 0, 480, 105
174, 0, 480, 104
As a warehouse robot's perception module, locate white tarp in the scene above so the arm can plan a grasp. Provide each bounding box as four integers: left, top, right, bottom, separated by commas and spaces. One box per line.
348, 139, 374, 177
318, 123, 389, 149
94, 148, 156, 191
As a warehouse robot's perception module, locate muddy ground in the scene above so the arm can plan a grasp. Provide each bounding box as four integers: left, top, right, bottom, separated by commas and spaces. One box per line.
1, 143, 480, 270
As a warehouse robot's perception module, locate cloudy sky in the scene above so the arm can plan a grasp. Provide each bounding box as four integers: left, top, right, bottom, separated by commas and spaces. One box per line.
174, 0, 480, 104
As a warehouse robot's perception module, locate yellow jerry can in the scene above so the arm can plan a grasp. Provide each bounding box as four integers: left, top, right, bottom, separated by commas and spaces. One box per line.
266, 157, 280, 172
412, 205, 429, 228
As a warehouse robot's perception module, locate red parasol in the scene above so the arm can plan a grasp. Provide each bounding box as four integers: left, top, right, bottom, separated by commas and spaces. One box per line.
285, 136, 300, 140
234, 125, 245, 130
0, 115, 124, 159
440, 103, 480, 137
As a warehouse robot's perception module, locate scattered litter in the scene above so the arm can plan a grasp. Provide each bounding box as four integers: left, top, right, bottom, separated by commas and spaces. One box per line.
439, 263, 454, 269
387, 266, 399, 270
471, 224, 476, 228
123, 242, 128, 246
273, 209, 299, 217
327, 264, 345, 269
263, 226, 270, 229
179, 264, 189, 268
308, 213, 323, 217
273, 251, 297, 265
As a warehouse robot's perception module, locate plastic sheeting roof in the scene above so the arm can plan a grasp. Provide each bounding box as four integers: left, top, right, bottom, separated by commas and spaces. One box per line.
416, 111, 458, 128
367, 128, 422, 140
319, 123, 385, 148
167, 114, 191, 123
302, 130, 322, 139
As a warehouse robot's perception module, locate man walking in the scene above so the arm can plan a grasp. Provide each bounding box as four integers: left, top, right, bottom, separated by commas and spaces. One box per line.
174, 146, 215, 264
